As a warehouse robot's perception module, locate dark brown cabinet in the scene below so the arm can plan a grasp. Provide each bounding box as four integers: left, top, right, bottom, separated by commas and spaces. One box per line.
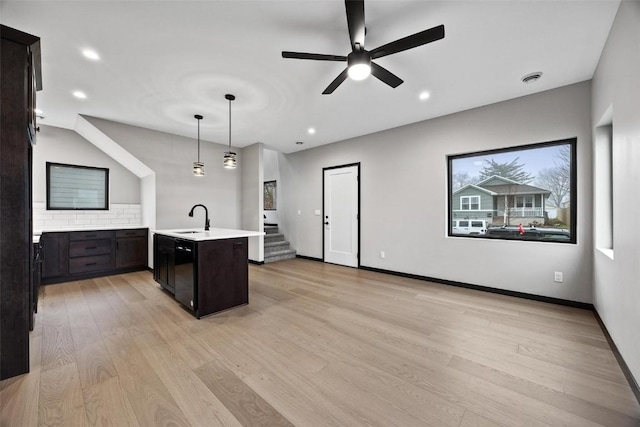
0, 25, 42, 380
41, 232, 69, 279
68, 230, 115, 275
153, 235, 248, 318
154, 234, 176, 293
197, 238, 248, 317
116, 229, 148, 269
41, 228, 148, 284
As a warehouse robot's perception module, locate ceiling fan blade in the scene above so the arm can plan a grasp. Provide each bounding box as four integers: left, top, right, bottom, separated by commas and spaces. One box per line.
282, 51, 347, 61
345, 0, 365, 49
370, 62, 403, 88
322, 69, 349, 94
370, 24, 444, 60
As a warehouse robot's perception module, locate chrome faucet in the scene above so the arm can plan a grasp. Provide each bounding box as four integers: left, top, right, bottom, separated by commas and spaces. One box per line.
188, 204, 210, 230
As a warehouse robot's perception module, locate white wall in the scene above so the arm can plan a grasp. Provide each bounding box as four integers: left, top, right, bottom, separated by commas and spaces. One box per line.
263, 148, 280, 224
84, 117, 242, 231
281, 81, 593, 303
241, 143, 264, 262
591, 0, 640, 386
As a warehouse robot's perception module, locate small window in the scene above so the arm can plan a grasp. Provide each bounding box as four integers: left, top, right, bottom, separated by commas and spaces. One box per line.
471, 221, 484, 227
459, 220, 469, 227
46, 162, 109, 210
460, 196, 480, 210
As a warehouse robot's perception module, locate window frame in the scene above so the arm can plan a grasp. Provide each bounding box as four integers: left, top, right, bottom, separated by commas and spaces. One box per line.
447, 138, 577, 244
46, 162, 109, 210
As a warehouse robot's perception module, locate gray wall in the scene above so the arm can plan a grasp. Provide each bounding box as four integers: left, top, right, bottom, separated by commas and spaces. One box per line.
281, 81, 593, 303
241, 143, 264, 262
85, 117, 242, 231
32, 125, 140, 204
591, 0, 640, 386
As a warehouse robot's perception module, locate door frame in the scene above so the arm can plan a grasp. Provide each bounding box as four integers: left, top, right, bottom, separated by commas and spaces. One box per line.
322, 162, 361, 267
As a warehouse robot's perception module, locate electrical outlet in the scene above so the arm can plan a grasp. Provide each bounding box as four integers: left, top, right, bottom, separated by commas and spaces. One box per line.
380, 251, 385, 259
554, 272, 564, 283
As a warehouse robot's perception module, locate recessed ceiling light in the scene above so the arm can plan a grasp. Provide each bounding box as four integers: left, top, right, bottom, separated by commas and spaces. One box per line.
419, 91, 430, 100
296, 141, 304, 145
521, 71, 543, 84
82, 49, 100, 61
73, 91, 87, 99
308, 128, 316, 135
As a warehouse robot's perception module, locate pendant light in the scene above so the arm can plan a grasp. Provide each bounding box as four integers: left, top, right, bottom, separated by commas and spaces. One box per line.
193, 114, 204, 176
223, 94, 237, 169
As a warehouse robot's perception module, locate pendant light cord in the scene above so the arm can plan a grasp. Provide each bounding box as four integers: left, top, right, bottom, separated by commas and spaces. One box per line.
197, 118, 201, 162
228, 97, 232, 151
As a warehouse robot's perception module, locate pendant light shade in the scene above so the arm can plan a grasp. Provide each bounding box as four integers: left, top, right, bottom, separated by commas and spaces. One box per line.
223, 94, 237, 169
193, 114, 204, 176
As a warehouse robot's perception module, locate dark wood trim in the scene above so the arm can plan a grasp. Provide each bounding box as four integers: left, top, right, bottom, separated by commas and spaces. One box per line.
593, 309, 640, 405
295, 254, 323, 262
248, 259, 264, 265
359, 265, 593, 310
322, 162, 361, 267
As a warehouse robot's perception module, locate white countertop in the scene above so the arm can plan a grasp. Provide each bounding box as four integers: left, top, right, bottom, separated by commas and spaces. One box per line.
153, 228, 265, 241
34, 225, 146, 235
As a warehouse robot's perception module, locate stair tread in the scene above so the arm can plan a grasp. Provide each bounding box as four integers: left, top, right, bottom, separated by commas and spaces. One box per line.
264, 241, 290, 247
264, 249, 296, 257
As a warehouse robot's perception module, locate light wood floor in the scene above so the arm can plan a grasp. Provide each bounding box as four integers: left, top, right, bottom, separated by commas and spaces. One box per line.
1, 259, 639, 427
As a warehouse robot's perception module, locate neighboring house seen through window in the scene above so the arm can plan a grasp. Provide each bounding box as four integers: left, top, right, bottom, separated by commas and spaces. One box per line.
447, 138, 577, 243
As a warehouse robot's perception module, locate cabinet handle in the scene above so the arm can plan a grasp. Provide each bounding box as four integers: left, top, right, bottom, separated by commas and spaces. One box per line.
85, 234, 97, 238
86, 246, 97, 250
85, 262, 97, 266
125, 232, 135, 235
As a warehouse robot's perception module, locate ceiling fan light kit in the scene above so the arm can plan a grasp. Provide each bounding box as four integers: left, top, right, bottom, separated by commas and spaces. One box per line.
282, 0, 445, 94
347, 48, 371, 80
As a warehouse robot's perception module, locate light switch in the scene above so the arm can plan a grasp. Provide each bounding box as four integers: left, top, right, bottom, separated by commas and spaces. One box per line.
314, 210, 321, 216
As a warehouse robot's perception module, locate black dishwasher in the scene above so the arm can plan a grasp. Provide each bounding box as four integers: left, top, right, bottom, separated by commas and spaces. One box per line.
174, 239, 195, 310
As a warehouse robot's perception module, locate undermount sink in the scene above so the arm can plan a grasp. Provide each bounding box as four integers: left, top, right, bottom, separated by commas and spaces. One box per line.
175, 230, 203, 234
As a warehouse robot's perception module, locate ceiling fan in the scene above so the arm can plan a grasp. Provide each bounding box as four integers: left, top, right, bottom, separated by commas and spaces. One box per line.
282, 0, 445, 94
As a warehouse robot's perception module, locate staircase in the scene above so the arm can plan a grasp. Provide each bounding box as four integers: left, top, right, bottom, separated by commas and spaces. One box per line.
264, 224, 296, 263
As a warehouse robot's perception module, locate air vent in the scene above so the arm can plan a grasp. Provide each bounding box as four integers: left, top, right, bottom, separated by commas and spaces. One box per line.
522, 72, 543, 84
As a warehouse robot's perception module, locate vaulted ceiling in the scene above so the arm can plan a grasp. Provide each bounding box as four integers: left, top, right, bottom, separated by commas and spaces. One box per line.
1, 1, 619, 153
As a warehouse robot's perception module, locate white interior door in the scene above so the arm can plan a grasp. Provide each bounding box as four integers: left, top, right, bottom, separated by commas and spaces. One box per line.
323, 165, 359, 267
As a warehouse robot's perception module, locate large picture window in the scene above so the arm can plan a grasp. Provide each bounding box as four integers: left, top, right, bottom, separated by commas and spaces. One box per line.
447, 138, 577, 243
46, 162, 109, 210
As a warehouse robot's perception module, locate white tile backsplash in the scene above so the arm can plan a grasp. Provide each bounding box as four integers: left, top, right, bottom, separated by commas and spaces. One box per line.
33, 203, 142, 230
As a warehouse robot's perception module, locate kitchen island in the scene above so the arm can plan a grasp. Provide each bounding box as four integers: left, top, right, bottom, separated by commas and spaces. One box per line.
153, 228, 263, 318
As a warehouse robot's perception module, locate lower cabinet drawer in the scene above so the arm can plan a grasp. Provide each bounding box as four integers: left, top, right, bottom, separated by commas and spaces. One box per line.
70, 255, 113, 275
69, 239, 112, 257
